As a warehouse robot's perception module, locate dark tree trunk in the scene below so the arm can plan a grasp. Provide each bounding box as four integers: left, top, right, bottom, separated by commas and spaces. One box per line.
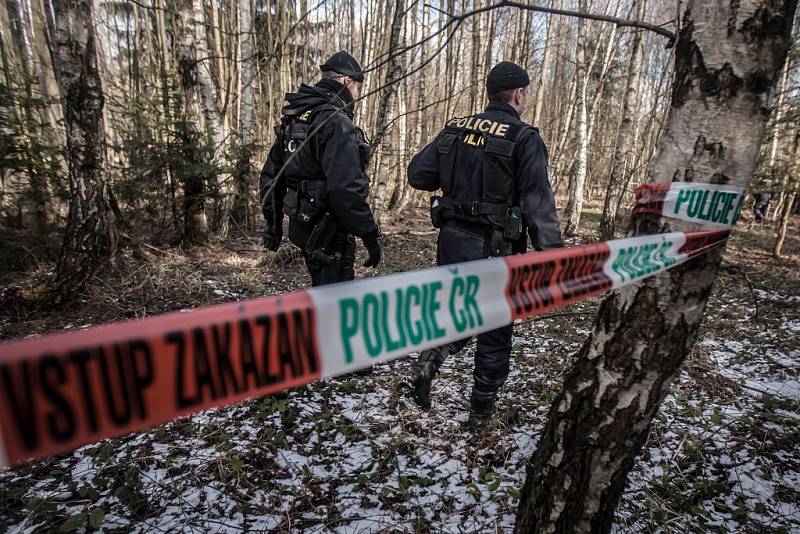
48, 0, 113, 301
515, 0, 797, 532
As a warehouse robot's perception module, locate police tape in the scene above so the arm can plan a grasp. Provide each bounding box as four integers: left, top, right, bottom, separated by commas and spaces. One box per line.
634, 182, 746, 228
0, 225, 734, 467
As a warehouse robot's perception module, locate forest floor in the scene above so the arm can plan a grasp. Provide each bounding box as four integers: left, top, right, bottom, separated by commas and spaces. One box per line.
0, 205, 799, 533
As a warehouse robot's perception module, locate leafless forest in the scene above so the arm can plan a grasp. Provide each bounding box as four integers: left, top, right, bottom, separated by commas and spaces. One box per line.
1, 0, 799, 532
2, 0, 796, 256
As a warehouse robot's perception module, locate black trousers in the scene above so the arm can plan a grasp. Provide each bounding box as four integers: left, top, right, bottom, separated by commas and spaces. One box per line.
288, 216, 356, 287
303, 232, 356, 287
436, 225, 513, 396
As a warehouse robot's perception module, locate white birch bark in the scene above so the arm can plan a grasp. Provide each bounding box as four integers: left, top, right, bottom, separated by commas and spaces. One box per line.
192, 0, 225, 157
600, 0, 647, 239
48, 0, 113, 300
563, 0, 589, 237
233, 0, 255, 226
516, 1, 797, 531
533, 0, 556, 127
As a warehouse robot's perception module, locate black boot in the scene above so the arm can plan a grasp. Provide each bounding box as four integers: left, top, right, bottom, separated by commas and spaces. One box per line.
411, 345, 450, 410
343, 366, 373, 378
465, 391, 495, 430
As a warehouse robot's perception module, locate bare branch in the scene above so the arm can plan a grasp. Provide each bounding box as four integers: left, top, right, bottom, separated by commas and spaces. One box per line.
431, 0, 676, 40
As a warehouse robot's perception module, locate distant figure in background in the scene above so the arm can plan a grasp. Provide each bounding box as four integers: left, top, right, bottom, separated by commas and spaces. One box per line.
752, 192, 772, 226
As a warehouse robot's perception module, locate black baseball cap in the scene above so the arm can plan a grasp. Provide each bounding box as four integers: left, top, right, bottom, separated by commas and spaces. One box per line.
320, 51, 365, 83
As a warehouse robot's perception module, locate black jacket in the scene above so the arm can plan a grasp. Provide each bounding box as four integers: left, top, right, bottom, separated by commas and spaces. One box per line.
408, 102, 562, 250
259, 79, 378, 239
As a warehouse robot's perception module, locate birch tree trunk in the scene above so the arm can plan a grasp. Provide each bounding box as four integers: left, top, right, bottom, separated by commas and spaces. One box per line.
599, 0, 647, 240
774, 128, 799, 257
209, 0, 226, 112
562, 0, 589, 237
585, 0, 622, 145
48, 0, 114, 301
484, 5, 494, 67
533, 0, 556, 127
774, 189, 797, 257
369, 0, 405, 227
469, 0, 481, 112
30, 0, 65, 165
515, 0, 797, 532
767, 52, 790, 168
8, 0, 50, 232
764, 58, 791, 220
232, 0, 255, 228
397, 0, 429, 212
190, 0, 232, 234
192, 0, 224, 159
177, 0, 209, 245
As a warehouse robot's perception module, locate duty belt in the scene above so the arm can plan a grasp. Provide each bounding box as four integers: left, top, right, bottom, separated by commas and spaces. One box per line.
438, 197, 510, 217
286, 175, 326, 191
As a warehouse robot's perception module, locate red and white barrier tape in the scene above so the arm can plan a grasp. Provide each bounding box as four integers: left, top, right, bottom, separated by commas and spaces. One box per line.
0, 183, 744, 467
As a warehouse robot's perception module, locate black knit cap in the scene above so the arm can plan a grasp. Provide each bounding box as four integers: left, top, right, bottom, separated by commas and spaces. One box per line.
486, 61, 530, 93
320, 50, 365, 83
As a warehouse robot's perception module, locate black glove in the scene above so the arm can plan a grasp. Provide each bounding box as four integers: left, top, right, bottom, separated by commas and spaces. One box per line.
362, 233, 381, 268
263, 226, 282, 251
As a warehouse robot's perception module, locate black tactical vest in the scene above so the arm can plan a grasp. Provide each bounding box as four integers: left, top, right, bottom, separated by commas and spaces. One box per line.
278, 106, 326, 190
277, 104, 371, 191
435, 115, 525, 231
277, 104, 371, 229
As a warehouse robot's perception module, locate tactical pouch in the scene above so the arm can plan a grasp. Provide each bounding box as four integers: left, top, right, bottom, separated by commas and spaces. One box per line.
304, 212, 341, 265
487, 228, 511, 257
296, 181, 327, 224
430, 195, 445, 228
437, 133, 458, 191
503, 207, 523, 241
283, 189, 299, 218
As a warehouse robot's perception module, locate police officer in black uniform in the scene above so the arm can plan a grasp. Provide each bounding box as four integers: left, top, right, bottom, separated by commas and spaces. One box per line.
407, 61, 562, 428
751, 192, 771, 225
260, 51, 381, 287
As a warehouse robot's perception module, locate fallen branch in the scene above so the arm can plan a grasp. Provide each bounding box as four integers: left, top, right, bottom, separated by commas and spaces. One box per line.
530, 311, 595, 322
381, 229, 438, 237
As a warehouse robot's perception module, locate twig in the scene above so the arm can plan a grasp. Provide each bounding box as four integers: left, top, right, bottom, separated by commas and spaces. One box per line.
530, 311, 595, 322
719, 263, 759, 321
381, 229, 438, 237
118, 230, 183, 258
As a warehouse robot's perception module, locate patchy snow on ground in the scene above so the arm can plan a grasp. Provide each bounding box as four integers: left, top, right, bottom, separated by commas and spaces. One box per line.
1, 270, 798, 533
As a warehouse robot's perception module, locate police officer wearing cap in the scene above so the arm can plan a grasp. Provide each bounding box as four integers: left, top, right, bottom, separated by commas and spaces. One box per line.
406, 61, 562, 429
260, 51, 381, 287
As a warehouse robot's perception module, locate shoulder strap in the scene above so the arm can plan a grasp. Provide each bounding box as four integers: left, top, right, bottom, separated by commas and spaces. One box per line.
273, 121, 288, 167
280, 103, 334, 163
437, 129, 459, 192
